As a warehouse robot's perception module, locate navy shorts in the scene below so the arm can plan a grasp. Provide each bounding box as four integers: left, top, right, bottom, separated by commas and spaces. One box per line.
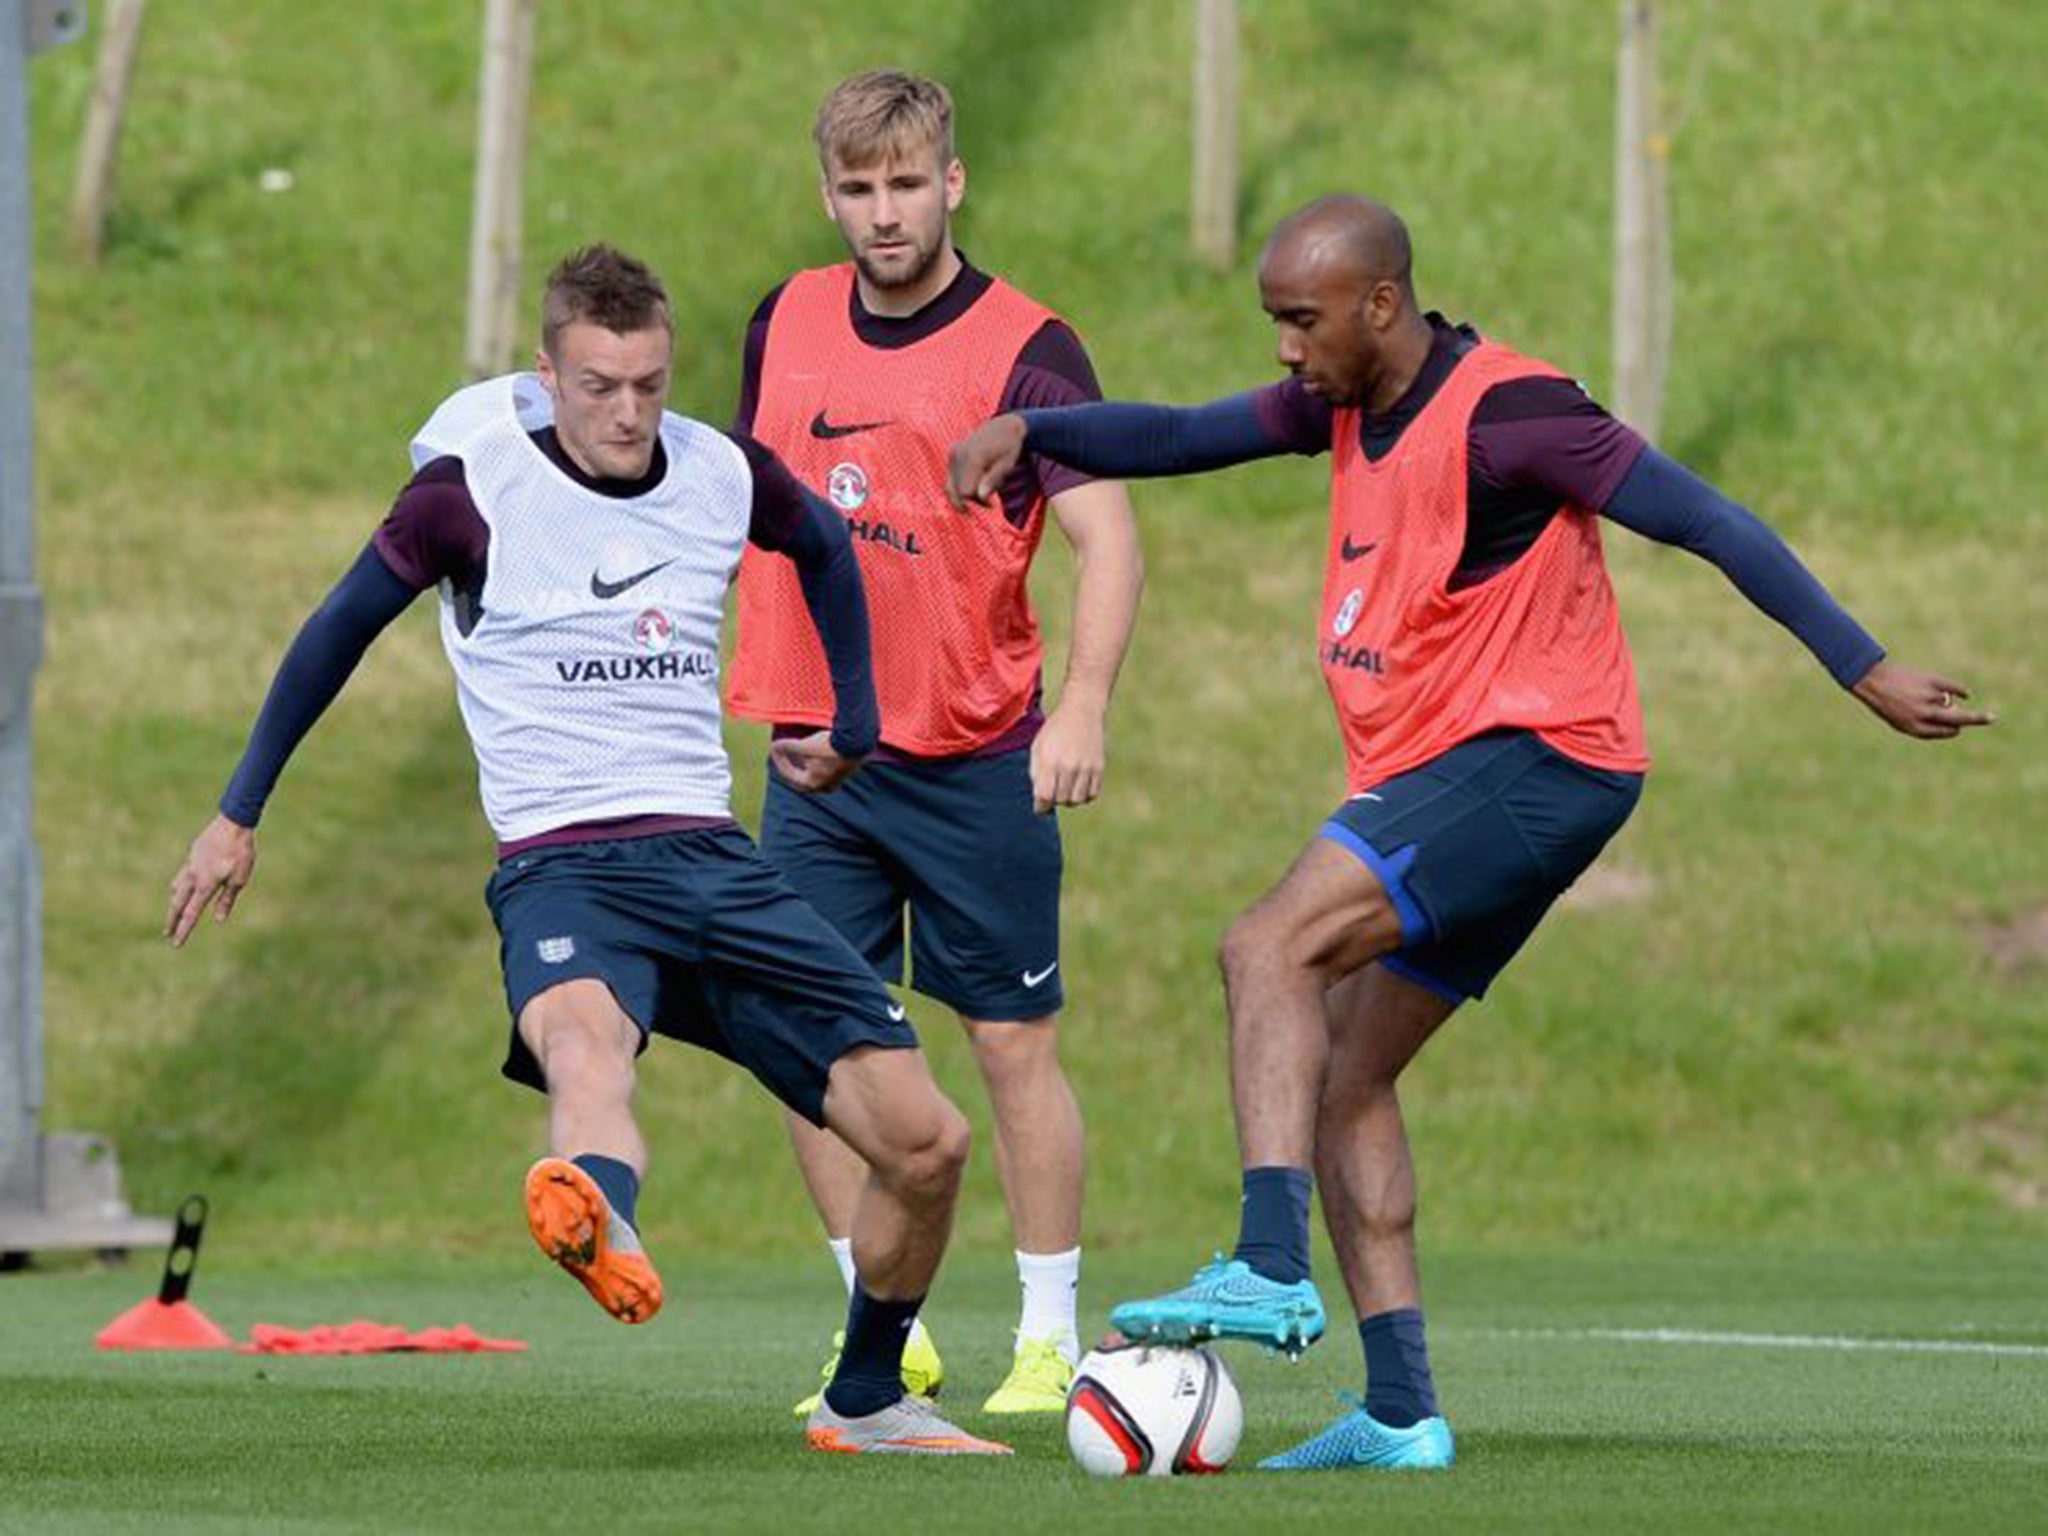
1322, 730, 1643, 1003
485, 826, 916, 1124
759, 748, 1064, 1022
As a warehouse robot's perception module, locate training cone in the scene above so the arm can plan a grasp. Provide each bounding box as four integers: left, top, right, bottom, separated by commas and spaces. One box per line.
97, 1194, 233, 1351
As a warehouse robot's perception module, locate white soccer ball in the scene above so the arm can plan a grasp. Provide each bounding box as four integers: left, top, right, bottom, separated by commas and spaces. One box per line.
1065, 1341, 1242, 1477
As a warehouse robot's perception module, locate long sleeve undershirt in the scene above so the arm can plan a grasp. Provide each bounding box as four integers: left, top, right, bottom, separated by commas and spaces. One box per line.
1601, 447, 1882, 687
219, 474, 874, 828
1017, 396, 1883, 688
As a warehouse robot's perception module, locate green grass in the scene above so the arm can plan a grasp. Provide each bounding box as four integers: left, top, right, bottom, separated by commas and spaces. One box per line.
5, 1244, 2046, 1533
17, 1, 2046, 1264
14, 8, 2045, 1529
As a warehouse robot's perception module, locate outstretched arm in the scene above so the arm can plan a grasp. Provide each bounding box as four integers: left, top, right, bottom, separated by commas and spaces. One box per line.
948, 389, 1312, 510
1602, 448, 1992, 739
165, 543, 417, 945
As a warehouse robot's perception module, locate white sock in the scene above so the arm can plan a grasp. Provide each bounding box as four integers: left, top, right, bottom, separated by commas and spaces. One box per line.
827, 1236, 857, 1295
831, 1235, 929, 1346
1016, 1246, 1081, 1364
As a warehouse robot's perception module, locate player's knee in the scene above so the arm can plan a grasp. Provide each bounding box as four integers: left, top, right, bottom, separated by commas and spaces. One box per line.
930, 1102, 972, 1181
889, 1101, 970, 1202
1218, 909, 1282, 989
1359, 1199, 1417, 1244
522, 984, 636, 1082
1222, 891, 1399, 990
968, 1019, 1059, 1089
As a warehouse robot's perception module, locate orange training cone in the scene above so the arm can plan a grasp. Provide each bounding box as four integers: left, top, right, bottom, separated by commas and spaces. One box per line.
97, 1194, 233, 1351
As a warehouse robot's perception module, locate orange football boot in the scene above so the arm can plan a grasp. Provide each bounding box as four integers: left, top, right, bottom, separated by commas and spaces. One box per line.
523, 1157, 663, 1324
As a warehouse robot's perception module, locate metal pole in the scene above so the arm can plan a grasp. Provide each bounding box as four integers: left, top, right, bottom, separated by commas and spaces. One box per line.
2, 0, 50, 1215
1, 0, 167, 1260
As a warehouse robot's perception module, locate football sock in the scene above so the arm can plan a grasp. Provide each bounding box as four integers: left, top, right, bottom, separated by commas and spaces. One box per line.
825, 1284, 922, 1417
1231, 1165, 1313, 1284
570, 1153, 639, 1229
826, 1235, 857, 1294
1360, 1307, 1439, 1428
1015, 1247, 1081, 1363
828, 1236, 933, 1349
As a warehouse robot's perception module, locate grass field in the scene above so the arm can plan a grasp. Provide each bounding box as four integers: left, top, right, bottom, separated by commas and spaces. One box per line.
19, 0, 2044, 1263
6, 1244, 2046, 1533
8, 1, 2047, 1529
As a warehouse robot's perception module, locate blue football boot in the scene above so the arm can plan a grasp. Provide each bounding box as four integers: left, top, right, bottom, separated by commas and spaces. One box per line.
1108, 1256, 1326, 1355
1259, 1393, 1454, 1471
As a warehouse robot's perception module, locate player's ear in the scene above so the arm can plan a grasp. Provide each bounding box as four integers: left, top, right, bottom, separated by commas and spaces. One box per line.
534, 346, 557, 391
1364, 277, 1399, 332
943, 155, 966, 213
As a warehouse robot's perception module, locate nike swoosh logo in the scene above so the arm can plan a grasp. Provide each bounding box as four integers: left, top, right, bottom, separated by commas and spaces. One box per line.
590, 560, 674, 600
1021, 962, 1059, 988
886, 1004, 907, 1022
1340, 535, 1379, 561
811, 409, 891, 440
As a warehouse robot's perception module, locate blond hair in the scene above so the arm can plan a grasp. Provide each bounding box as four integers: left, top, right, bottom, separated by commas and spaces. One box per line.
814, 69, 954, 171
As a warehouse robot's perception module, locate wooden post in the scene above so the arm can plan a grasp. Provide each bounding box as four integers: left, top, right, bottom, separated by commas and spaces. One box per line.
1191, 0, 1238, 270
464, 0, 537, 379
1612, 0, 1672, 440
68, 0, 146, 263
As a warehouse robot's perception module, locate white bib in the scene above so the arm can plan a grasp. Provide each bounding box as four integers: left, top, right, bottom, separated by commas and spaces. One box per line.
410, 374, 752, 841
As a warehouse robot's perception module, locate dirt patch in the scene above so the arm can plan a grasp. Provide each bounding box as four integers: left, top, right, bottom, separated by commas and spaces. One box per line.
1561, 861, 1657, 912
1976, 906, 2048, 978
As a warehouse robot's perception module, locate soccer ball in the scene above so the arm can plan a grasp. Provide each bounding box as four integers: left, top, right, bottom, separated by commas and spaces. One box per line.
1065, 1340, 1242, 1477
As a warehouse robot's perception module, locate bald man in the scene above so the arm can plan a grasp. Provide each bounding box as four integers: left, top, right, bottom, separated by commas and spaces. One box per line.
949, 195, 1991, 1471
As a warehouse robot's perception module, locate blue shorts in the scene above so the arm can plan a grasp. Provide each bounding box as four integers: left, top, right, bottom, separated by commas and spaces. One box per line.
485, 826, 916, 1124
1322, 730, 1644, 1003
759, 748, 1064, 1022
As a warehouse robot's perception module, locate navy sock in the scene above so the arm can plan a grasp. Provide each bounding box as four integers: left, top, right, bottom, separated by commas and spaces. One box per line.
824, 1285, 922, 1418
1360, 1308, 1438, 1427
1231, 1166, 1314, 1285
571, 1153, 639, 1229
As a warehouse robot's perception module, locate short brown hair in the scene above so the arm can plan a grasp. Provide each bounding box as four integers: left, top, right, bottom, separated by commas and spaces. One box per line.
541, 244, 672, 355
813, 69, 954, 171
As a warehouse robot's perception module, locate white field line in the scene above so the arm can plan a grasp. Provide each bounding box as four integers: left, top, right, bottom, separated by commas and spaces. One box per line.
1477, 1326, 2048, 1361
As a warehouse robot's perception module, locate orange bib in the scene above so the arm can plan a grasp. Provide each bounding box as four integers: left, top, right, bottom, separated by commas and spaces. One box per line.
728, 265, 1058, 755
1323, 341, 1649, 792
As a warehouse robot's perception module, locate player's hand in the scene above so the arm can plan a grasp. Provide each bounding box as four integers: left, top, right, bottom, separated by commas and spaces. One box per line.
946, 413, 1028, 511
165, 814, 258, 947
770, 731, 865, 794
1030, 703, 1107, 813
1850, 660, 1995, 739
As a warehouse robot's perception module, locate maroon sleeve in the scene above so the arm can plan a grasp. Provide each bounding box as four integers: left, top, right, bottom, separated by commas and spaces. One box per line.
1469, 377, 1648, 512
731, 283, 787, 436
998, 320, 1107, 504
370, 457, 490, 591
1251, 376, 1338, 455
